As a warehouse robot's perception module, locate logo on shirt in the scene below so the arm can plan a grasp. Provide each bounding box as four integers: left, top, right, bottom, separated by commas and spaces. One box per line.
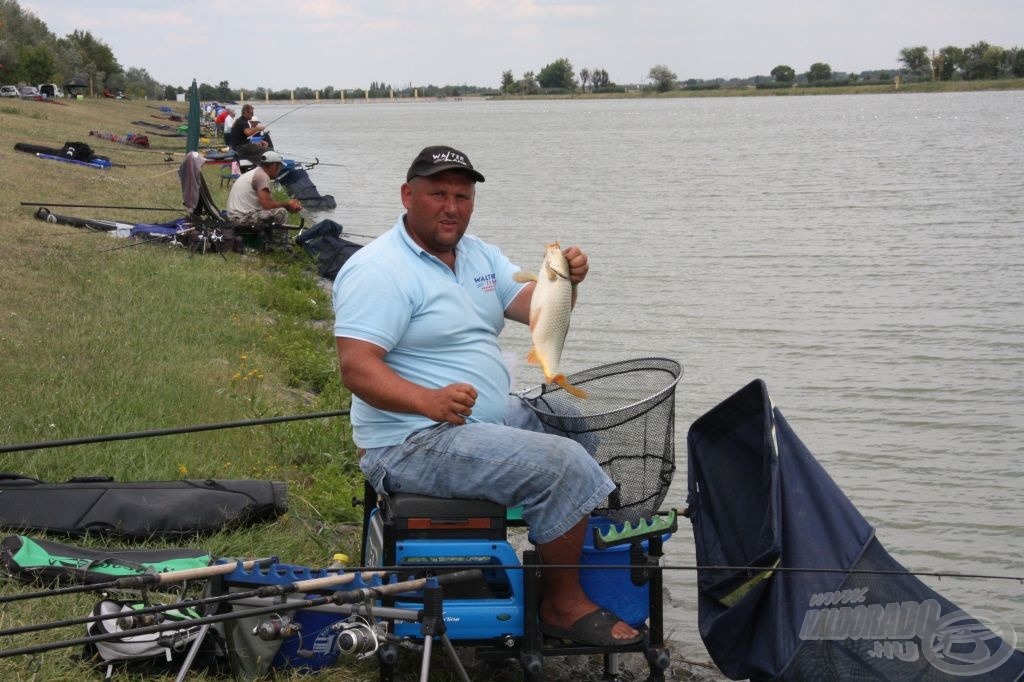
474, 273, 497, 293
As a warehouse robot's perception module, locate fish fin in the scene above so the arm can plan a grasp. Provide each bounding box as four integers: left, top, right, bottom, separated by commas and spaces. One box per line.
526, 347, 541, 366
554, 375, 588, 400
513, 270, 536, 283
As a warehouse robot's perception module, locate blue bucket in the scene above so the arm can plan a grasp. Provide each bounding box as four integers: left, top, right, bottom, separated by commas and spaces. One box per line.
579, 517, 671, 627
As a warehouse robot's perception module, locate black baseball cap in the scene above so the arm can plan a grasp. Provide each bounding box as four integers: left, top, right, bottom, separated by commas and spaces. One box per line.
406, 145, 485, 183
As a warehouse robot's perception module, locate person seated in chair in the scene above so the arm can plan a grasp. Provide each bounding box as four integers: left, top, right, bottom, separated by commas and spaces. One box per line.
225, 150, 300, 225
229, 104, 270, 163
332, 145, 643, 648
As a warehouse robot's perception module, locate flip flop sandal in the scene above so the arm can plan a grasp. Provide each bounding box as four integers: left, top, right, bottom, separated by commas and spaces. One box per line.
539, 608, 644, 647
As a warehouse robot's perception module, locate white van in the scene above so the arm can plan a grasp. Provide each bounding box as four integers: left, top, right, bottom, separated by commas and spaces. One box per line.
37, 83, 64, 98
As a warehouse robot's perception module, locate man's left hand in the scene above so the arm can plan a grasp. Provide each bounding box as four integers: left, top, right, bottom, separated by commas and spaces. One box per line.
562, 245, 589, 285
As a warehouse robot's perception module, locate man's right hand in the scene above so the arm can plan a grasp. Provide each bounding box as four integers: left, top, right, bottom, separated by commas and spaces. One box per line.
426, 383, 478, 425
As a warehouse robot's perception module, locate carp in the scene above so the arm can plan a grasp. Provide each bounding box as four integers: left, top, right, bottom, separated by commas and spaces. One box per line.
514, 242, 587, 399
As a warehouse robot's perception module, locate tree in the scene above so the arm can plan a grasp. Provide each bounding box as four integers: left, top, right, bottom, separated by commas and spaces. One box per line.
579, 68, 591, 91
807, 62, 832, 83
899, 46, 930, 76
592, 69, 610, 89
17, 43, 57, 83
537, 57, 576, 90
937, 45, 963, 80
1010, 47, 1024, 78
770, 64, 795, 82
648, 64, 677, 92
518, 71, 539, 95
961, 41, 993, 80
500, 69, 515, 94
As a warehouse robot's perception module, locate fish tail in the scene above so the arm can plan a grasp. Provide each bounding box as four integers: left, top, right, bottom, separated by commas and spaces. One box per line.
553, 375, 588, 400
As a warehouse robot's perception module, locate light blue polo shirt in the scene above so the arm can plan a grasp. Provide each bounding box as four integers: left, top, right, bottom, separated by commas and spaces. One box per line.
333, 216, 527, 448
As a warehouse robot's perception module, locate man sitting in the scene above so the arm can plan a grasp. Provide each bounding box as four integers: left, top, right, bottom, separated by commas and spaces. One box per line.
229, 104, 269, 163
226, 150, 301, 225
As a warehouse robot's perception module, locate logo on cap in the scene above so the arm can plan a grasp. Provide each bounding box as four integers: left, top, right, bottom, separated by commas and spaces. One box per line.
431, 150, 469, 167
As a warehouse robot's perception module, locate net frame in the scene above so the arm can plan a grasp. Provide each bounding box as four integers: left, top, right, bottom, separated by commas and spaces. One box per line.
517, 357, 682, 522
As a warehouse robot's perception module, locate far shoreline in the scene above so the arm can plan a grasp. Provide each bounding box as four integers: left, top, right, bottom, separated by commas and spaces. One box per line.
229, 78, 1024, 106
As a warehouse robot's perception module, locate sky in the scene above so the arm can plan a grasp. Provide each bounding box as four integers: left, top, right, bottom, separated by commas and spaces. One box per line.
20, 0, 1024, 91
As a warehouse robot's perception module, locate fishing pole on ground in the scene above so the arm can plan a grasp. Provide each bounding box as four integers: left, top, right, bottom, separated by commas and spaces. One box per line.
21, 202, 184, 212
99, 228, 197, 253
0, 566, 388, 638
0, 569, 481, 660
0, 409, 350, 454
0, 557, 276, 605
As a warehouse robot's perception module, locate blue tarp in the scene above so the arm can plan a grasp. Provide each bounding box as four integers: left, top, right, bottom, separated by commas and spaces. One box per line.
687, 379, 1023, 681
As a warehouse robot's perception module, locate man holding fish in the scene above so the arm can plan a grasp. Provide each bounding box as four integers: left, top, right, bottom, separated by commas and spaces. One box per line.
332, 145, 641, 646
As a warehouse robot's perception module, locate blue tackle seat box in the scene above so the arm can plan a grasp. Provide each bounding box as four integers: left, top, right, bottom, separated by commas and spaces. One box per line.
364, 492, 524, 642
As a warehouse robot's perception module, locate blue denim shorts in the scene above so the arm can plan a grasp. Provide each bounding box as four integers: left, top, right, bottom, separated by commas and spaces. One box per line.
359, 396, 614, 544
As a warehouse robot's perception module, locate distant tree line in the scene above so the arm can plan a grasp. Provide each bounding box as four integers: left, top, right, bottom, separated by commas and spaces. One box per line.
756, 41, 1024, 90
500, 58, 625, 95
500, 40, 1024, 97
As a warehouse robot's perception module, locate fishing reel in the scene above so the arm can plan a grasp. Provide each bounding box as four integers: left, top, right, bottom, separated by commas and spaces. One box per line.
252, 613, 302, 641
332, 615, 382, 659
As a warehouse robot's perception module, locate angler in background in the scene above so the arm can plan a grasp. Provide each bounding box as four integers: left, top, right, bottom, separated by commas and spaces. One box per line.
216, 107, 235, 145
226, 150, 301, 226
229, 104, 270, 162
333, 145, 642, 647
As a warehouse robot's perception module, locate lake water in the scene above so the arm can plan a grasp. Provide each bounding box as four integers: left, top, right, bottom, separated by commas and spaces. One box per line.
265, 92, 1023, 663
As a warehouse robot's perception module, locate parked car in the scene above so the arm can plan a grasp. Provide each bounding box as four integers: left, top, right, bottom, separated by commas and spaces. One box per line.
0, 85, 19, 98
18, 86, 40, 99
37, 83, 64, 98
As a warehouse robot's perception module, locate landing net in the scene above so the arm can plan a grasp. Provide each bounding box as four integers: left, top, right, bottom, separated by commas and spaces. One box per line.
518, 357, 682, 522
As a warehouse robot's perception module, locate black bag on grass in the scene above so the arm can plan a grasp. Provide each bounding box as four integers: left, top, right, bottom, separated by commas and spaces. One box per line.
61, 140, 95, 160
295, 218, 362, 280
0, 474, 287, 539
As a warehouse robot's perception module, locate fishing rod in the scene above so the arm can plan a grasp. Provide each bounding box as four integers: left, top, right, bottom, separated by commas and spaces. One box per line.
0, 569, 481, 660
290, 157, 346, 168
0, 557, 276, 605
259, 100, 318, 129
99, 228, 195, 253
0, 409, 349, 454
0, 567, 388, 638
285, 561, 1024, 585
21, 202, 183, 212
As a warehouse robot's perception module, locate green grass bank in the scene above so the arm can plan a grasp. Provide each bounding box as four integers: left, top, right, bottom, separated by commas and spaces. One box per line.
0, 96, 389, 680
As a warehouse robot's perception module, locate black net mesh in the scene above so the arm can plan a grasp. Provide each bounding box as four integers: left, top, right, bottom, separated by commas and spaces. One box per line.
517, 357, 681, 522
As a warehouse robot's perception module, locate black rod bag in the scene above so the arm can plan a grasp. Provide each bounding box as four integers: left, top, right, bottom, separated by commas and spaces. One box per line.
0, 474, 287, 539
